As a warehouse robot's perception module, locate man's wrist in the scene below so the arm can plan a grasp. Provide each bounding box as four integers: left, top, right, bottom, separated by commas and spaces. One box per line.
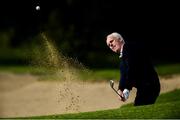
123, 89, 130, 100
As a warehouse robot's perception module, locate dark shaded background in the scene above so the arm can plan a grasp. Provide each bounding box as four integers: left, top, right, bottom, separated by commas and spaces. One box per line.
0, 0, 179, 68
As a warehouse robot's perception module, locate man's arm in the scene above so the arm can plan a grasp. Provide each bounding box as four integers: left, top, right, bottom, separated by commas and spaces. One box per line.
118, 58, 133, 91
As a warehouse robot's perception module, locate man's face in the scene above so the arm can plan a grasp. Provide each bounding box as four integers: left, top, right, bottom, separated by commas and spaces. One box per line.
106, 36, 121, 53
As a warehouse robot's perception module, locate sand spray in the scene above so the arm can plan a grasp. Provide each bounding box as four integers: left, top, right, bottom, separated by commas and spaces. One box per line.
30, 32, 89, 113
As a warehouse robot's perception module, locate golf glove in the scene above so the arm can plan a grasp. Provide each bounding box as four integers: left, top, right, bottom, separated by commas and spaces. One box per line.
123, 89, 130, 101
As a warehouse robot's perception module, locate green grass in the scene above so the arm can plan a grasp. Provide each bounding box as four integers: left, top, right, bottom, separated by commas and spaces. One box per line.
155, 63, 180, 76
18, 89, 180, 119
0, 65, 46, 75
79, 69, 120, 82
0, 63, 180, 81
81, 63, 180, 81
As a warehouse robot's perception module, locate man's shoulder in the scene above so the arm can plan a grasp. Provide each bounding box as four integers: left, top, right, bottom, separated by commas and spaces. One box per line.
124, 41, 150, 57
125, 41, 145, 49
127, 41, 148, 50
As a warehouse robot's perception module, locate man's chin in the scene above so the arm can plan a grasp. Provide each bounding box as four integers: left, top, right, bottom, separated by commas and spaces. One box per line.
112, 49, 119, 53
115, 49, 120, 53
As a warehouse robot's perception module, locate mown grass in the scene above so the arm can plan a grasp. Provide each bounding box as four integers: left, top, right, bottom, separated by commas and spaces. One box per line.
155, 63, 180, 76
86, 63, 180, 81
79, 69, 120, 82
18, 89, 180, 119
0, 63, 180, 81
0, 65, 44, 75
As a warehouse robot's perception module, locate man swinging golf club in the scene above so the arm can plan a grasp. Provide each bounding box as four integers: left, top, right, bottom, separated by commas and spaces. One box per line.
110, 80, 129, 101
106, 32, 160, 106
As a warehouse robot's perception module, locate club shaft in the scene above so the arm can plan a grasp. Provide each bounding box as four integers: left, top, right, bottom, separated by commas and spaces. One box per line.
112, 87, 123, 99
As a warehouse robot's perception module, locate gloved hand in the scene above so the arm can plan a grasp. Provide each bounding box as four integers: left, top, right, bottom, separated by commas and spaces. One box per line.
123, 89, 130, 101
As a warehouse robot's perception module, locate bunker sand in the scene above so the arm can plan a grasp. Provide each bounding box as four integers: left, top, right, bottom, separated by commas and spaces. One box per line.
0, 72, 180, 118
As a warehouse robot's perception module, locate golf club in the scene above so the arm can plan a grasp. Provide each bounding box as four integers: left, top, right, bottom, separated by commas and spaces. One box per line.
109, 80, 123, 99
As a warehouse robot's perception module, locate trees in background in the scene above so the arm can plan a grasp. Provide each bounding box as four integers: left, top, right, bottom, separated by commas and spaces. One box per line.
0, 0, 179, 67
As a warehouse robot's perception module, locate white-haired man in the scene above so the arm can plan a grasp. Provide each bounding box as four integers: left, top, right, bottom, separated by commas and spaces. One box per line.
106, 32, 160, 106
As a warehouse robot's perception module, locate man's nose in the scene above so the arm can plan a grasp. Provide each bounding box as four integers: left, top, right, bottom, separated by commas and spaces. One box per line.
110, 44, 113, 49
110, 43, 114, 47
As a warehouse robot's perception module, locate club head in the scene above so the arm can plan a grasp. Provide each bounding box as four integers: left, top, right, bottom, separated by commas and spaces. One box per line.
109, 80, 114, 88
109, 80, 123, 99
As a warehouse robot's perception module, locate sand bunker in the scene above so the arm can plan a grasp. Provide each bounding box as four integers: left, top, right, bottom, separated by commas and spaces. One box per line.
0, 72, 180, 118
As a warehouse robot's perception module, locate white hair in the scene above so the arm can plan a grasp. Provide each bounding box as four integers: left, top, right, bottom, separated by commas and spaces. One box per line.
107, 32, 124, 42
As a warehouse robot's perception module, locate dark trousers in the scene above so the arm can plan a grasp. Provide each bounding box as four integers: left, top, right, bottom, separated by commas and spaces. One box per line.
134, 82, 160, 106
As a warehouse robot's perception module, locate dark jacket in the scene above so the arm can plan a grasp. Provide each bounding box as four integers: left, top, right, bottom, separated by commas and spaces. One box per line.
118, 42, 160, 91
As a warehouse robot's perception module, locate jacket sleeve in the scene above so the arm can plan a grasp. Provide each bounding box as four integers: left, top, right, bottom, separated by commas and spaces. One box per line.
118, 58, 133, 91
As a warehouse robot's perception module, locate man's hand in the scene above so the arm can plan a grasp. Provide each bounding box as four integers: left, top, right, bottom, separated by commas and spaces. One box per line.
117, 89, 126, 101
117, 89, 130, 102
